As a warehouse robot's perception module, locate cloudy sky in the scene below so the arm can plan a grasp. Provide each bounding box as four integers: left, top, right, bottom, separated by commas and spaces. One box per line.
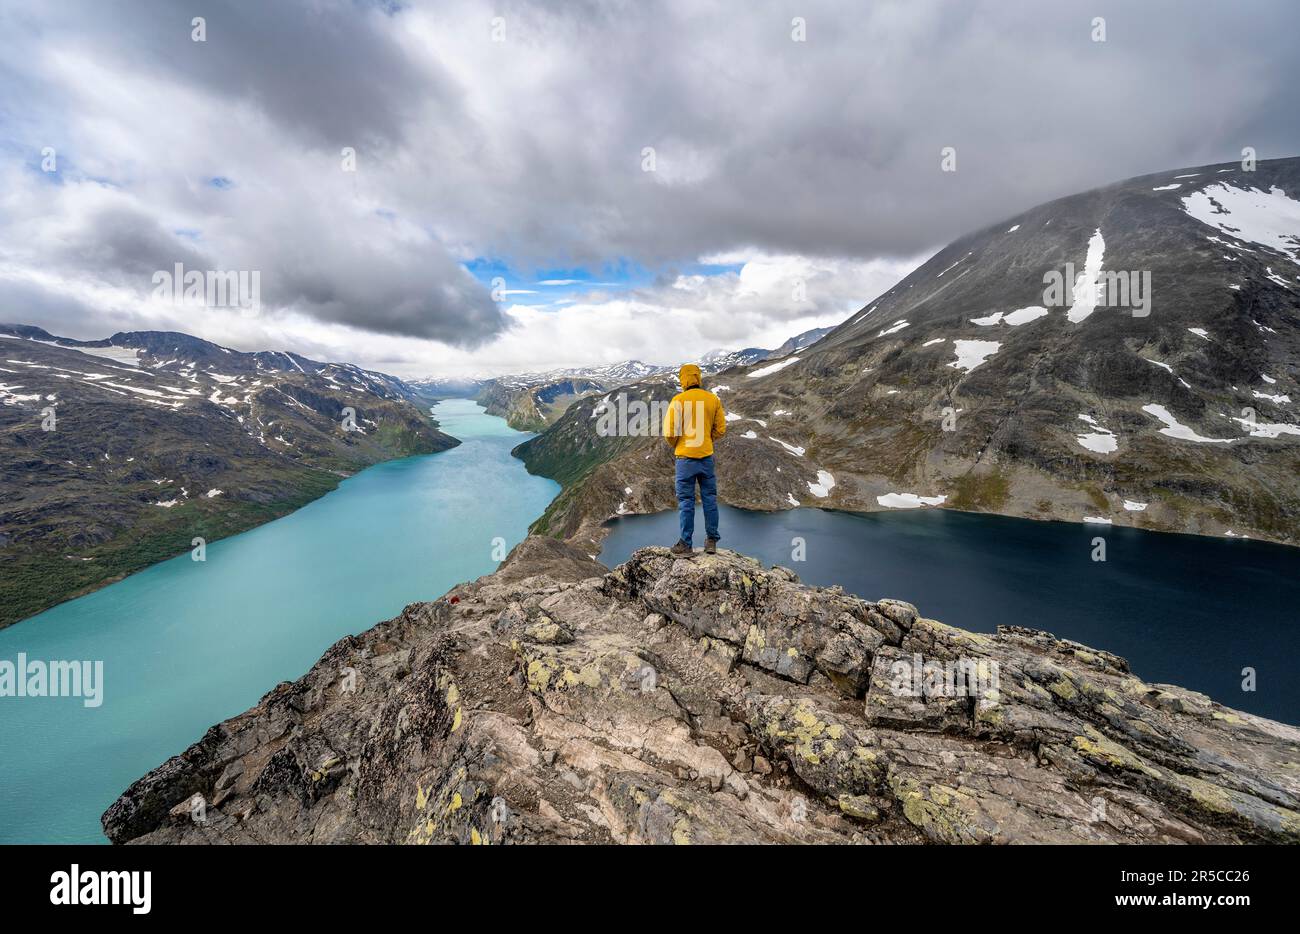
2, 0, 1298, 377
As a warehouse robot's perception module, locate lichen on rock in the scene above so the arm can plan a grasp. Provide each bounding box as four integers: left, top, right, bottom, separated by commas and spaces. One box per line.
103, 537, 1300, 845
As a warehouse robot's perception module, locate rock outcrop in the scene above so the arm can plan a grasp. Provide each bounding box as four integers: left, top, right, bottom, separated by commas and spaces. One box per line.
103, 537, 1300, 844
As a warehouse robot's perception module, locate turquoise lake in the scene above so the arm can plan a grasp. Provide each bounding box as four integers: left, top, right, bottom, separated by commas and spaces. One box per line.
0, 400, 559, 844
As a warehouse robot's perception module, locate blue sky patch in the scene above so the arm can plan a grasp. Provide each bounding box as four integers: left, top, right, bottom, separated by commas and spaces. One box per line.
460, 256, 750, 308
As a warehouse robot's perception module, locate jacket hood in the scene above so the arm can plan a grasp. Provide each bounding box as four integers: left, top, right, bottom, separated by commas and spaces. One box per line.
679, 363, 702, 389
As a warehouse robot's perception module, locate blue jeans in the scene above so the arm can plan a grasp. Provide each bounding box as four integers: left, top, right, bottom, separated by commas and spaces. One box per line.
675, 455, 719, 547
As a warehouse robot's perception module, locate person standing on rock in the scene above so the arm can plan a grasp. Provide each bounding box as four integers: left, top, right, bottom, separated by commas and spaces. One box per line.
662, 363, 726, 557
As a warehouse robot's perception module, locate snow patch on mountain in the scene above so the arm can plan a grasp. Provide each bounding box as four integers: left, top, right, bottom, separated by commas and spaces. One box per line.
1181, 183, 1300, 260
1264, 267, 1293, 288
947, 340, 1001, 372
1142, 403, 1235, 443
1228, 415, 1300, 438
1066, 228, 1106, 323
971, 306, 1049, 327
806, 471, 836, 498
1075, 414, 1118, 454
0, 382, 42, 405
877, 492, 946, 508
936, 253, 971, 277
746, 356, 800, 379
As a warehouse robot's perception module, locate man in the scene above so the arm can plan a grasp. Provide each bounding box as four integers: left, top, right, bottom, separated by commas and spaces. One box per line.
662, 363, 726, 557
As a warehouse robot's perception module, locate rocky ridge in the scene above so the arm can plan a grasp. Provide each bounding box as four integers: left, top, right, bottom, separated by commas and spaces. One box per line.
103, 537, 1300, 845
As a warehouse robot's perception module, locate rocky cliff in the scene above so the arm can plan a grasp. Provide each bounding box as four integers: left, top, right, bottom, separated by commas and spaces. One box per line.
103, 537, 1300, 844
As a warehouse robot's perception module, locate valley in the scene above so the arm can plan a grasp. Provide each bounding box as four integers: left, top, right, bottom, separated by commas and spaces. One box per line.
0, 326, 456, 627
440, 326, 834, 433
0, 399, 557, 843
4, 157, 1300, 847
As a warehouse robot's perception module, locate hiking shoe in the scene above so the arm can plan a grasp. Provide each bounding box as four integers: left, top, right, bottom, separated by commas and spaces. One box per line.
704, 539, 718, 554
670, 540, 695, 558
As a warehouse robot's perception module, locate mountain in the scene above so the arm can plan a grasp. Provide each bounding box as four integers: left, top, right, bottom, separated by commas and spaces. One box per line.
470, 361, 673, 432
484, 361, 670, 393
472, 327, 844, 434
0, 325, 457, 627
697, 327, 835, 373
516, 157, 1300, 549
405, 375, 488, 399
102, 539, 1300, 844
769, 325, 835, 358
477, 375, 612, 432
700, 346, 771, 371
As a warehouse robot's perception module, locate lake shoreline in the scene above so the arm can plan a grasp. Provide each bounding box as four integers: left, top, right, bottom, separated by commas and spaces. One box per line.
598, 502, 1300, 725
0, 400, 554, 843
3, 409, 462, 632
564, 495, 1295, 561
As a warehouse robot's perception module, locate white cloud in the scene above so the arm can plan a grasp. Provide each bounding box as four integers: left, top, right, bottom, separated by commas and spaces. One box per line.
405, 251, 918, 377
2, 1, 1297, 376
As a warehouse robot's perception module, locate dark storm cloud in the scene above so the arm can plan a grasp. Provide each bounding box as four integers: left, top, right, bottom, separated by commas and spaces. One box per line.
1, 0, 1297, 349
469, 0, 1300, 262
12, 0, 461, 149
54, 205, 213, 280
262, 236, 508, 345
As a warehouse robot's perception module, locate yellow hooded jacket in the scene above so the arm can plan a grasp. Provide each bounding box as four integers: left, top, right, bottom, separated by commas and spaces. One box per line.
662, 363, 726, 458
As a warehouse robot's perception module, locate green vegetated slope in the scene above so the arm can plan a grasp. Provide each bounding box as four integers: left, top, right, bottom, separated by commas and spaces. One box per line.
0, 327, 457, 627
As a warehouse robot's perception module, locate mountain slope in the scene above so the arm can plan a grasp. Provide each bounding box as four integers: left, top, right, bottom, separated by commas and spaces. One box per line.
0, 326, 457, 627
517, 157, 1300, 549
102, 539, 1300, 844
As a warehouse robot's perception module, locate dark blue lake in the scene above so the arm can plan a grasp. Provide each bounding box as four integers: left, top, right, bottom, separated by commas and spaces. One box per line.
599, 505, 1300, 725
